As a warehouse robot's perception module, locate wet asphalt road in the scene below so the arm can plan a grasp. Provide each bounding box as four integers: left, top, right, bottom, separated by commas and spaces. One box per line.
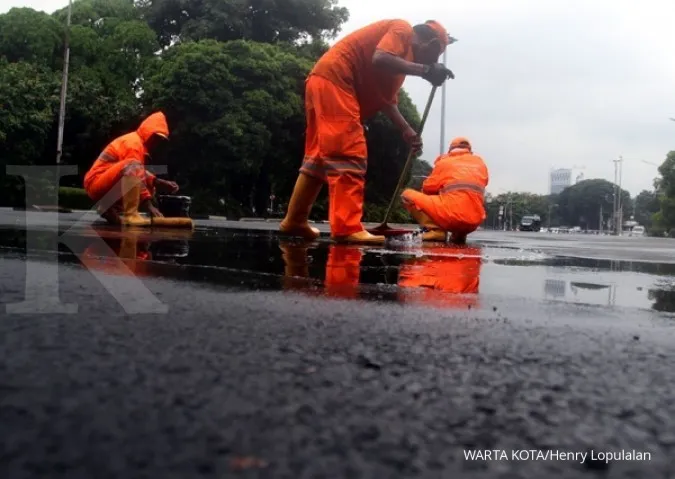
2, 209, 675, 478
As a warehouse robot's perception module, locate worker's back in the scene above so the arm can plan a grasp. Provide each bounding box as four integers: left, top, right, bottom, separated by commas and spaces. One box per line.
422, 149, 489, 227
309, 19, 414, 120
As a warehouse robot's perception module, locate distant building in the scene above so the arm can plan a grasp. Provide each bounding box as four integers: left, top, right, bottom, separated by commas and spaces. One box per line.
549, 168, 572, 195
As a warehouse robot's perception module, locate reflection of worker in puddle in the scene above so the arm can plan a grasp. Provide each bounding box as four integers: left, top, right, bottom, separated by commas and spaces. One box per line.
80, 229, 192, 276
279, 242, 363, 299
397, 246, 482, 309
80, 231, 154, 277
280, 241, 481, 307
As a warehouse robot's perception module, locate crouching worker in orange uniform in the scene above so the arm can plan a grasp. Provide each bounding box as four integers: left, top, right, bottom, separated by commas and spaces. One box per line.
280, 19, 455, 244
401, 137, 488, 243
83, 111, 193, 228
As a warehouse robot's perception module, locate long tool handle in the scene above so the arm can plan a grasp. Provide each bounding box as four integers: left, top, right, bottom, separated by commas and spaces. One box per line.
380, 85, 439, 226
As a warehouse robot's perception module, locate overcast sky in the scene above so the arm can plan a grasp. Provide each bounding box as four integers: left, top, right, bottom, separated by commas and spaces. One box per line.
4, 0, 674, 196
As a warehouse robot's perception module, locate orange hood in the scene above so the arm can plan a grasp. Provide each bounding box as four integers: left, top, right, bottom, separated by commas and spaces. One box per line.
137, 112, 169, 144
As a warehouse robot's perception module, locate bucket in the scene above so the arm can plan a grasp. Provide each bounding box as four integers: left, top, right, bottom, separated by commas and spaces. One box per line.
157, 195, 191, 218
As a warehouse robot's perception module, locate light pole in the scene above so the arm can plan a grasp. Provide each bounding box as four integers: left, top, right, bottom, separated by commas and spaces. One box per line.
612, 156, 624, 235
56, 0, 73, 165
439, 36, 458, 155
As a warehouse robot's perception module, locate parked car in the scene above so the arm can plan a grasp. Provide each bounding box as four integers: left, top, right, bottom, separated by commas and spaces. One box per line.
519, 214, 542, 232
630, 225, 645, 237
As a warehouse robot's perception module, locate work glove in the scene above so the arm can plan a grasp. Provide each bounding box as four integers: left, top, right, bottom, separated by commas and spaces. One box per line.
422, 63, 455, 87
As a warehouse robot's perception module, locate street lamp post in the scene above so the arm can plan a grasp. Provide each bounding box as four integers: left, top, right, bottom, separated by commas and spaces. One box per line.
439, 36, 458, 156
56, 0, 73, 165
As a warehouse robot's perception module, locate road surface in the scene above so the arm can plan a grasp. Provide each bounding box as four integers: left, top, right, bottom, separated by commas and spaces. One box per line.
1, 208, 675, 478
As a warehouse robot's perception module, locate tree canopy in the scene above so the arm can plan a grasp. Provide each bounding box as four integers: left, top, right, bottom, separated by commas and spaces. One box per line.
0, 0, 432, 220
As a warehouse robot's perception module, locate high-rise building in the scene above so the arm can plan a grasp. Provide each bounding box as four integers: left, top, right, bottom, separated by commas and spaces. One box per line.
549, 168, 572, 195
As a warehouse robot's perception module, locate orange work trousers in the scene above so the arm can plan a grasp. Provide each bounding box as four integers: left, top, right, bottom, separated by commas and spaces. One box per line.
299, 75, 368, 237
84, 160, 153, 208
324, 245, 362, 299
401, 189, 484, 235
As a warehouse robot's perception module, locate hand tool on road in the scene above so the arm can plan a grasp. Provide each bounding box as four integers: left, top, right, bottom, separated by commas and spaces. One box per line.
368, 85, 438, 237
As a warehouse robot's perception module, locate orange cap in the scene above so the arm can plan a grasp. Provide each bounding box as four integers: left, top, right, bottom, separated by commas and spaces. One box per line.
449, 137, 471, 152
425, 20, 450, 50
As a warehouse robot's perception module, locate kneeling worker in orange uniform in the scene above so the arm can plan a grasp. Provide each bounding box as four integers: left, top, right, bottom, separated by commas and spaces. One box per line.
401, 137, 488, 243
280, 19, 455, 244
83, 111, 192, 228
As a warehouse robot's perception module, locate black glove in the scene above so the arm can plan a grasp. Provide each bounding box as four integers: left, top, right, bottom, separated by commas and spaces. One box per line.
422, 63, 455, 86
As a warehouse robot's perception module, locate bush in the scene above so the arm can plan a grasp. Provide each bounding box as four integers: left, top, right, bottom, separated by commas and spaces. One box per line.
58, 187, 93, 210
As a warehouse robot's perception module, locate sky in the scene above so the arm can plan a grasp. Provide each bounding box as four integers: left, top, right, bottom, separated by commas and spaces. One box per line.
3, 0, 675, 196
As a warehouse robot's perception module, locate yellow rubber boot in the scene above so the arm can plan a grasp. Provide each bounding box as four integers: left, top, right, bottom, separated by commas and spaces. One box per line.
120, 176, 151, 227
280, 173, 322, 240
279, 242, 310, 278
333, 230, 386, 244
422, 230, 448, 242
409, 208, 447, 242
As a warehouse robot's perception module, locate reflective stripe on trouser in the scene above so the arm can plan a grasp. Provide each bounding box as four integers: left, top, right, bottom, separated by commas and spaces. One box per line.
300, 156, 367, 237
84, 159, 154, 205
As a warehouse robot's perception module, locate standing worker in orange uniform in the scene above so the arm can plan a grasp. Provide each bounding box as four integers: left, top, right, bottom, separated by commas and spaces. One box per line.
279, 19, 455, 244
401, 137, 489, 243
84, 111, 190, 227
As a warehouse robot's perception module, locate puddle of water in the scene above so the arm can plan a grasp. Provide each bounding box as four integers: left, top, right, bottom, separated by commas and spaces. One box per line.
0, 226, 674, 313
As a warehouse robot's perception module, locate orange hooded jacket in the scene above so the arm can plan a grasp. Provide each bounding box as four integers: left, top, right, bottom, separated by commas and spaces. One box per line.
83, 112, 169, 202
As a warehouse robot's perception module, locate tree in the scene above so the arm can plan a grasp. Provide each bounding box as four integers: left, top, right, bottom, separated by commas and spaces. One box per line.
483, 192, 551, 230
0, 8, 63, 68
51, 0, 160, 182
139, 0, 349, 48
633, 189, 659, 229
0, 59, 61, 205
557, 179, 631, 230
142, 39, 314, 215
653, 151, 675, 234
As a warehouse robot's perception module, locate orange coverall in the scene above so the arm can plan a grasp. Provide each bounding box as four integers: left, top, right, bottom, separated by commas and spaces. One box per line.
401, 140, 489, 236
80, 233, 153, 278
300, 20, 428, 237
83, 112, 169, 208
397, 246, 482, 309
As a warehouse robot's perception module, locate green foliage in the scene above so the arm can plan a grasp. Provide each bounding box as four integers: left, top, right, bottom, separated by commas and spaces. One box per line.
139, 0, 349, 48
653, 151, 675, 232
364, 89, 422, 206
58, 186, 93, 210
142, 39, 314, 217
0, 0, 426, 222
485, 192, 554, 229
0, 8, 63, 67
557, 179, 631, 230
633, 189, 660, 230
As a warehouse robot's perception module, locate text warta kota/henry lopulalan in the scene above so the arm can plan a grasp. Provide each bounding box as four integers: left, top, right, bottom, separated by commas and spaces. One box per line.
464, 449, 652, 463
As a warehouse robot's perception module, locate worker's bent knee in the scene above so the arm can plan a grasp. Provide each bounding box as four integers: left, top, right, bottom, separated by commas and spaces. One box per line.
121, 161, 145, 177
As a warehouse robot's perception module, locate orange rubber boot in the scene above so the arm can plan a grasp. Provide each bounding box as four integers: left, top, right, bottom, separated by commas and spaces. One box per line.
280, 173, 322, 240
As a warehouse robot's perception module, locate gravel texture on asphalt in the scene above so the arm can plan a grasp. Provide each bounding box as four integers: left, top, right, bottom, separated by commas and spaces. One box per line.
2, 255, 675, 478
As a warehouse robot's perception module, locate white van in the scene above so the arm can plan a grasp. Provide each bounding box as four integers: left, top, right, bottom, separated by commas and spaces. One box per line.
630, 225, 645, 237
